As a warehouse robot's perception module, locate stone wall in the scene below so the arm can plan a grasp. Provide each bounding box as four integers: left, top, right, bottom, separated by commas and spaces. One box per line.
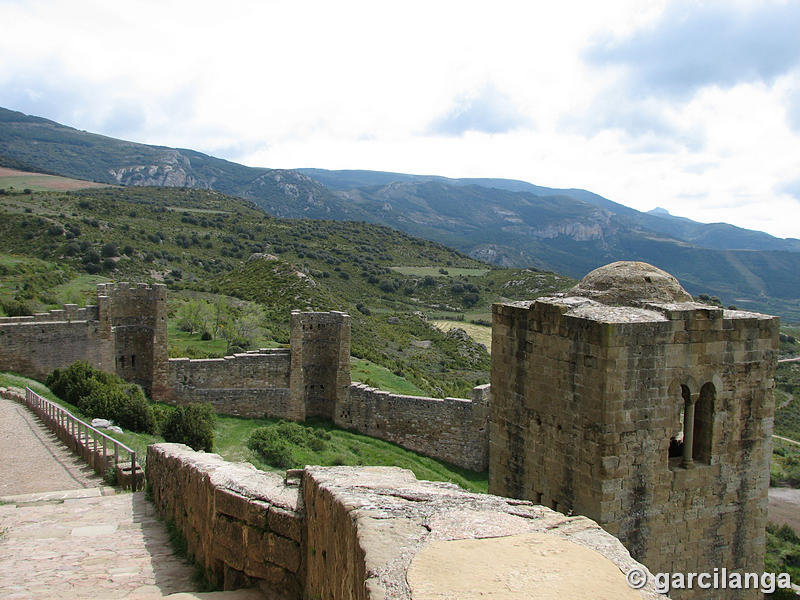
489, 291, 779, 600
164, 349, 292, 418
0, 304, 113, 380
336, 382, 490, 471
145, 443, 303, 597
147, 443, 667, 600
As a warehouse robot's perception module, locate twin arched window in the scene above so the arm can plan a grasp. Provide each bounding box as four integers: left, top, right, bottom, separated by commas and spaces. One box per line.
669, 381, 715, 467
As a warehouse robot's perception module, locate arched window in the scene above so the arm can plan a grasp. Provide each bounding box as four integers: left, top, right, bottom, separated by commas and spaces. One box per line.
668, 385, 690, 459
668, 381, 714, 468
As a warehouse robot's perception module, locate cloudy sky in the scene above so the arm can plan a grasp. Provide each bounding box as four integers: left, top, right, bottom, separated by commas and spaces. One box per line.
1, 0, 799, 239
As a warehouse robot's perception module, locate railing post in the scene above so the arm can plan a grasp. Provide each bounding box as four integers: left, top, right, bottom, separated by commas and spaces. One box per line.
131, 451, 137, 492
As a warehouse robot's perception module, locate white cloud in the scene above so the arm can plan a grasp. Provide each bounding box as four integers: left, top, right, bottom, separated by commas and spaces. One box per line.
0, 0, 797, 240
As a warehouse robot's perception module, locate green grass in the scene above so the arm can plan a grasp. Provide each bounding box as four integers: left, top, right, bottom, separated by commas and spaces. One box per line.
350, 357, 428, 396
1, 372, 487, 493
765, 521, 800, 591
167, 325, 230, 358
232, 417, 488, 493
390, 266, 490, 277
771, 439, 800, 488
52, 274, 110, 306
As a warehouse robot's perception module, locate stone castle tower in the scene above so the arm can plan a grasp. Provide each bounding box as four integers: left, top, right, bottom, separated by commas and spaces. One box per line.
489, 262, 779, 600
98, 282, 169, 398
288, 310, 351, 421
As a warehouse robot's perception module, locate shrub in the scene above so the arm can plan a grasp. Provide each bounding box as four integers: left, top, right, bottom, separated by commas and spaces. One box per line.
0, 299, 33, 317
80, 382, 123, 419
46, 362, 154, 432
151, 404, 175, 434
247, 427, 296, 468
101, 242, 119, 257
162, 403, 216, 452
115, 385, 156, 433
46, 361, 122, 407
247, 421, 330, 468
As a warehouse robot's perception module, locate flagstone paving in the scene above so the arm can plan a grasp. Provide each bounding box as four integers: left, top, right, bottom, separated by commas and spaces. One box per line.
0, 392, 264, 599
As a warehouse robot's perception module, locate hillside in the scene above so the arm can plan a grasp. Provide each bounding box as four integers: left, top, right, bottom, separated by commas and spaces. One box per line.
2, 107, 798, 319
0, 185, 571, 397
301, 171, 800, 319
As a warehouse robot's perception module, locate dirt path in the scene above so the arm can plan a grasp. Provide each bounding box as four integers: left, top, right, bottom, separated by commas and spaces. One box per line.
0, 395, 102, 495
768, 487, 800, 533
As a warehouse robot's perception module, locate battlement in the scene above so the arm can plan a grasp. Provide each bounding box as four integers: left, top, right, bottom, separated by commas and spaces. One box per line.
97, 281, 167, 297
0, 304, 100, 325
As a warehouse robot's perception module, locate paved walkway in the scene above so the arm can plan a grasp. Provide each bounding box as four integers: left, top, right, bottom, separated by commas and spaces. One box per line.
0, 392, 263, 599
0, 395, 101, 496
0, 489, 202, 599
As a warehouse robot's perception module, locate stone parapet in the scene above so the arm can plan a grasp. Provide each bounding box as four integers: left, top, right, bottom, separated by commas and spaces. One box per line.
145, 443, 303, 596
146, 443, 667, 599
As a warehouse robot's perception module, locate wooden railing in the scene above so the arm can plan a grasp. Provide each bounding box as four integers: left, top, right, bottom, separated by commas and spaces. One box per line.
24, 387, 140, 491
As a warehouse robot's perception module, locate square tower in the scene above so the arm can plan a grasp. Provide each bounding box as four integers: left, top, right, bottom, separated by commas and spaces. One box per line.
289, 311, 351, 421
98, 282, 168, 398
489, 262, 779, 599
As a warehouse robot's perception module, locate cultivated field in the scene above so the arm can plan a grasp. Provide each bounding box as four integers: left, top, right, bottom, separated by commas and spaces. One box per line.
0, 167, 108, 192
432, 320, 492, 350
390, 266, 490, 277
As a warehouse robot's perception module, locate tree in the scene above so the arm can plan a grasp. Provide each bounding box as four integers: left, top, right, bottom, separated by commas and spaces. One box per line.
220, 304, 263, 352
176, 299, 211, 336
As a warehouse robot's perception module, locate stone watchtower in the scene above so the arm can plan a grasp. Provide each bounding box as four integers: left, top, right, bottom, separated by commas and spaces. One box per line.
289, 310, 351, 422
98, 283, 169, 398
489, 262, 779, 599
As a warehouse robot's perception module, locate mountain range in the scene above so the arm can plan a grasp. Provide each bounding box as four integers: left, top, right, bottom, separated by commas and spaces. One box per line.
1, 106, 798, 319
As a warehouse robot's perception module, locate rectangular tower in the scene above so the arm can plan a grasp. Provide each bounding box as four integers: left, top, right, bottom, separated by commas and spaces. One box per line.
489, 263, 779, 600
289, 311, 351, 422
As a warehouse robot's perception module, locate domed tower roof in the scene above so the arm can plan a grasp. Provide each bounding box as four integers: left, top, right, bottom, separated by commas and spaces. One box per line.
569, 261, 693, 306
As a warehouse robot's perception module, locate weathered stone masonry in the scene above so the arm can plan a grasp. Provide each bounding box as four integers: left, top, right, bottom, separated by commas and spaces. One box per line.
0, 283, 490, 471
489, 262, 779, 600
147, 442, 666, 599
0, 262, 781, 596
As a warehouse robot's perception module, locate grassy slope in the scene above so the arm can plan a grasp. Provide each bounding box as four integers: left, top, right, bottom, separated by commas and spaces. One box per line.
0, 373, 487, 493
0, 185, 571, 396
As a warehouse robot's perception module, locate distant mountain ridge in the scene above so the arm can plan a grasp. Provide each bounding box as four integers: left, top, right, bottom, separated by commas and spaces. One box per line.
1, 106, 799, 319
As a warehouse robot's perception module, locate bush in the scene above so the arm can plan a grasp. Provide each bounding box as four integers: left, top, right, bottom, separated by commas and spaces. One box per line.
0, 299, 33, 317
46, 362, 155, 433
101, 242, 119, 258
247, 421, 330, 468
80, 382, 123, 419
247, 427, 296, 468
162, 403, 216, 452
46, 361, 123, 407
115, 384, 156, 433
151, 404, 175, 434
